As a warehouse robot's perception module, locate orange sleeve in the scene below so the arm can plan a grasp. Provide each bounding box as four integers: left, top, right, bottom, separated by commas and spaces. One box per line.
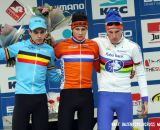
54, 42, 63, 59
93, 41, 100, 73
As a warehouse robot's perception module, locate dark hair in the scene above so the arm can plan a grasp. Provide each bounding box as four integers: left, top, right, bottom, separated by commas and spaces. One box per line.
72, 12, 87, 22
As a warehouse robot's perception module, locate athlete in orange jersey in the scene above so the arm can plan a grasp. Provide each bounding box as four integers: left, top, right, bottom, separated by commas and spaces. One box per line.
55, 38, 99, 89
55, 12, 99, 130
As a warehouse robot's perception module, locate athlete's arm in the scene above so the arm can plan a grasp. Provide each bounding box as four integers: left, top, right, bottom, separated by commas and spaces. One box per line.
47, 48, 61, 83
132, 44, 148, 117
0, 41, 22, 61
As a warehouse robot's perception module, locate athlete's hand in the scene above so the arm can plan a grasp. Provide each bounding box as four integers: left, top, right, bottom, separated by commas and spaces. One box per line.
44, 33, 55, 46
130, 70, 135, 79
141, 101, 148, 118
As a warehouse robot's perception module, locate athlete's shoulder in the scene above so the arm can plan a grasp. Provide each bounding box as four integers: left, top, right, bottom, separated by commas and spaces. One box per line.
85, 39, 98, 45
93, 37, 109, 43
92, 37, 107, 42
123, 37, 140, 48
57, 38, 72, 46
92, 37, 110, 47
59, 38, 72, 44
44, 42, 52, 48
7, 39, 27, 50
15, 39, 28, 46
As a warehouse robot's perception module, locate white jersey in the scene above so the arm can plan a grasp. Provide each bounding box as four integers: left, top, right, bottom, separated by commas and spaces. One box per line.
93, 36, 148, 98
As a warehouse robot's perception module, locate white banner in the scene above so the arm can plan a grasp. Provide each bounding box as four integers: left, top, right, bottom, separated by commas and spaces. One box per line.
141, 18, 160, 48
91, 0, 135, 20
143, 51, 160, 81
132, 85, 160, 115
0, 64, 16, 93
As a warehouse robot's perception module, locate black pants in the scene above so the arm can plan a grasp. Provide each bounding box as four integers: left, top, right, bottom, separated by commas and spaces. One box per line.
12, 94, 48, 130
58, 88, 94, 130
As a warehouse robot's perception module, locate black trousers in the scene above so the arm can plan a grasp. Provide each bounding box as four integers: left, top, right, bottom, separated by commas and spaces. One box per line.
12, 94, 48, 130
58, 88, 94, 130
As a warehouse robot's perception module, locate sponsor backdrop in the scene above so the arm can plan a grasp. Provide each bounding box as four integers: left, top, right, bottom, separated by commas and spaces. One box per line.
0, 0, 160, 129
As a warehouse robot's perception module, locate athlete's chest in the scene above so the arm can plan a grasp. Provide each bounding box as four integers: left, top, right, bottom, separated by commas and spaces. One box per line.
99, 43, 132, 61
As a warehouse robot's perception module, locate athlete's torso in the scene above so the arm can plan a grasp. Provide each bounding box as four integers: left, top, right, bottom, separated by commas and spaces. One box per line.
0, 39, 54, 94
93, 37, 142, 92
55, 38, 99, 89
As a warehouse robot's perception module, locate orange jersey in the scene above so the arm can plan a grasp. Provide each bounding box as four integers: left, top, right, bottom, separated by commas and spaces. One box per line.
55, 38, 99, 89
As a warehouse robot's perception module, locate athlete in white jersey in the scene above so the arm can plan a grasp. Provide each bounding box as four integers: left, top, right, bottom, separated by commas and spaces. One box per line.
93, 10, 148, 130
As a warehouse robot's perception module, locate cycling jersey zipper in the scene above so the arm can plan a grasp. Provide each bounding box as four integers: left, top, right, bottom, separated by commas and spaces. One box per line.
32, 46, 38, 93
80, 43, 82, 89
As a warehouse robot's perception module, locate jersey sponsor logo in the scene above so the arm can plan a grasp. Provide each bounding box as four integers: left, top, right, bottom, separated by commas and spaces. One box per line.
106, 52, 123, 58
82, 44, 89, 48
117, 50, 126, 53
105, 60, 124, 72
6, 0, 25, 22
68, 45, 78, 49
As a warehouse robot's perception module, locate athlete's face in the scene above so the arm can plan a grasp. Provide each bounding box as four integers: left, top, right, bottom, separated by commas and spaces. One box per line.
29, 28, 47, 44
72, 26, 87, 41
106, 29, 123, 44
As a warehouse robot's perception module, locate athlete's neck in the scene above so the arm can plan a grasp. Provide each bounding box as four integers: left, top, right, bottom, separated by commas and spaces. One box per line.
111, 35, 124, 45
72, 36, 85, 44
30, 38, 45, 45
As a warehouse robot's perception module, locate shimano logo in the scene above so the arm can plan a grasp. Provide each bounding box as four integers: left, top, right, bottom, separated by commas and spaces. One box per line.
55, 3, 85, 11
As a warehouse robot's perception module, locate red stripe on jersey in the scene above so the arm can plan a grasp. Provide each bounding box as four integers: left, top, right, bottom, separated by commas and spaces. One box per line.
17, 58, 48, 66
